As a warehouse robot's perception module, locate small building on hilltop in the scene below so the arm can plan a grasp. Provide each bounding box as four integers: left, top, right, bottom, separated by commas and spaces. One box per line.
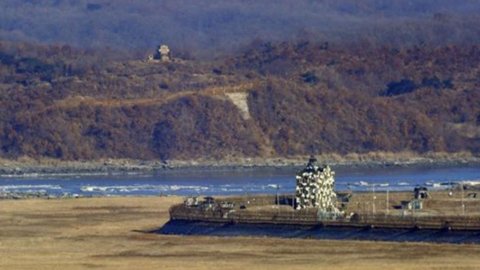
147, 44, 171, 62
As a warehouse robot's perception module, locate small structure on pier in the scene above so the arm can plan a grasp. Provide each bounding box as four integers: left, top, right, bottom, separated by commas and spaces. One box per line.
401, 199, 423, 210
414, 186, 429, 200
184, 196, 199, 207
295, 156, 339, 216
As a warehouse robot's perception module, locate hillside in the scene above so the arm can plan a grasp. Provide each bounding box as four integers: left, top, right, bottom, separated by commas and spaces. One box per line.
2, 1, 480, 58
0, 40, 479, 162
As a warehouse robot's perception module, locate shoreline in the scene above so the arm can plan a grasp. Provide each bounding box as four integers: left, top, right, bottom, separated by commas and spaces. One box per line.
1, 154, 480, 177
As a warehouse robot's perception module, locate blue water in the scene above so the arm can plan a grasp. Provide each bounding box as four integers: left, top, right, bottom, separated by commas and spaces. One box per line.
0, 166, 479, 197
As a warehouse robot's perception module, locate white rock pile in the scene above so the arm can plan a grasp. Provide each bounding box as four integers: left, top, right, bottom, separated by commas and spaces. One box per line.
295, 158, 339, 213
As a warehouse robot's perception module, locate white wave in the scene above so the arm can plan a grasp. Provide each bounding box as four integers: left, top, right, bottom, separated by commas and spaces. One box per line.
460, 180, 480, 186
351, 181, 369, 186
220, 187, 244, 192
80, 184, 209, 193
397, 181, 410, 186
169, 185, 209, 191
0, 172, 110, 178
0, 184, 62, 190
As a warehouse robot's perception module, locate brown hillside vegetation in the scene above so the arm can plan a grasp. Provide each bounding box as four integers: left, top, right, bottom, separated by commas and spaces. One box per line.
0, 41, 479, 160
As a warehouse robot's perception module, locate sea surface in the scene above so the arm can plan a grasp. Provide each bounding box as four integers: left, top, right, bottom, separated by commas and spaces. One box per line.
1, 166, 480, 197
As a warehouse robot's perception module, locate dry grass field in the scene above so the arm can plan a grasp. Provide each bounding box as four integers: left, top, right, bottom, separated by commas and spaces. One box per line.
1, 196, 480, 270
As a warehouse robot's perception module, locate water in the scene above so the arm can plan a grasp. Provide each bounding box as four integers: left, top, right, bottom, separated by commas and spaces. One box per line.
1, 166, 479, 197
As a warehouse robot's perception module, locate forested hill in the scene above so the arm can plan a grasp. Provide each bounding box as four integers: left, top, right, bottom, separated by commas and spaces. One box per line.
0, 40, 479, 161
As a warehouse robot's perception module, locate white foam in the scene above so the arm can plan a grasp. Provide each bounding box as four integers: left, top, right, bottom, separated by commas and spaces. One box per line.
80, 184, 209, 193
352, 181, 369, 186
0, 184, 62, 190
397, 181, 410, 186
0, 172, 110, 178
220, 187, 244, 192
460, 180, 480, 186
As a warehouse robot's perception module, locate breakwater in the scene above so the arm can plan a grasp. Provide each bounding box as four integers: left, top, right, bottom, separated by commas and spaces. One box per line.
168, 202, 480, 230
161, 191, 480, 244
159, 220, 480, 244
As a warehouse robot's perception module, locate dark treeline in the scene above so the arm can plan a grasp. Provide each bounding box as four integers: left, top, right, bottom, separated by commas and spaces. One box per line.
1, 1, 480, 58
0, 39, 479, 160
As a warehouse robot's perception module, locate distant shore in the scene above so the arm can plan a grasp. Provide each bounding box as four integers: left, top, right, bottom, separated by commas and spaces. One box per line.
1, 152, 479, 177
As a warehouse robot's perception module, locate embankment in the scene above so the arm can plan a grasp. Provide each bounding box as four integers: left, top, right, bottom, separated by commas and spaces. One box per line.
159, 220, 480, 244
1, 152, 479, 176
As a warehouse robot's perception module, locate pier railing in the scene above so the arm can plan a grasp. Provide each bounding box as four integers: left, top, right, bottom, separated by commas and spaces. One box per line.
356, 214, 480, 230
169, 204, 480, 230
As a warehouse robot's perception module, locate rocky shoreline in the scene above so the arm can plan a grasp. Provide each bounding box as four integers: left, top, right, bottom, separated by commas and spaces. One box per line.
0, 190, 85, 200
1, 153, 479, 177
1, 154, 479, 201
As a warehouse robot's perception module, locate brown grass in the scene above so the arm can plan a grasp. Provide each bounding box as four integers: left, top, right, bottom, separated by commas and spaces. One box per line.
1, 196, 480, 269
